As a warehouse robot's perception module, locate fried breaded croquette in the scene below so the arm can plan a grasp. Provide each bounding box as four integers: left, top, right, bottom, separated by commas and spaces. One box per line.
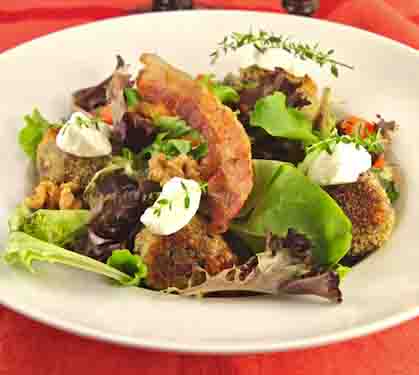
135, 216, 237, 290
37, 131, 109, 189
326, 172, 395, 255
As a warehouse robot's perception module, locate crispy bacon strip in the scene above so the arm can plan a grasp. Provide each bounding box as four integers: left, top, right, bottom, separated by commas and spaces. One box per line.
137, 54, 253, 233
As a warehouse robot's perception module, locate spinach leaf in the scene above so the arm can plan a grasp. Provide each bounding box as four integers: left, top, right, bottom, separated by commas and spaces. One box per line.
231, 160, 352, 266
250, 92, 319, 144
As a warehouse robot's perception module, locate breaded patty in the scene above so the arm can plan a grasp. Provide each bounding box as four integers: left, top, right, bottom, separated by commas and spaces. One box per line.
37, 135, 108, 189
326, 172, 395, 255
135, 216, 237, 290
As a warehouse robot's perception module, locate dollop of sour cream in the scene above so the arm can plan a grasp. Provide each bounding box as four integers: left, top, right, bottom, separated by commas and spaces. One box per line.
238, 45, 319, 77
306, 142, 372, 186
140, 177, 202, 236
56, 112, 112, 158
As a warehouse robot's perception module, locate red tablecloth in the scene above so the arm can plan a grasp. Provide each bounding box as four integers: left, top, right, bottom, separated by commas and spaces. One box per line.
1, 1, 419, 374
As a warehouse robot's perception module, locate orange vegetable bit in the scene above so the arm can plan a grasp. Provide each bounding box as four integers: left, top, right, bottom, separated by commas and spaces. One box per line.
98, 105, 113, 125
340, 116, 376, 139
373, 154, 385, 169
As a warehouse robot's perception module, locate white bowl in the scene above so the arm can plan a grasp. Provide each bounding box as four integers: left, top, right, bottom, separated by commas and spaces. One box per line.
0, 10, 418, 353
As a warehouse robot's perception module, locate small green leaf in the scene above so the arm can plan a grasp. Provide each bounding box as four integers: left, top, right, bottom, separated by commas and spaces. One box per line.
162, 139, 192, 157
335, 264, 351, 280
106, 249, 148, 286
124, 88, 141, 108
199, 74, 240, 104
155, 116, 191, 138
189, 142, 208, 160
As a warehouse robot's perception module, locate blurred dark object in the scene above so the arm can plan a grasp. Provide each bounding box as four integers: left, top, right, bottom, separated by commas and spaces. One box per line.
152, 0, 194, 11
282, 0, 319, 16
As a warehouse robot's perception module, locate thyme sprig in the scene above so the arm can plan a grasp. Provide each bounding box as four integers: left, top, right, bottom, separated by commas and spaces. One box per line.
210, 30, 354, 77
306, 129, 385, 155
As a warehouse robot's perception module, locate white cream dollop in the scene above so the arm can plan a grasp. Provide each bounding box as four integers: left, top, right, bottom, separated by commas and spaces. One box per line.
56, 112, 112, 158
140, 177, 202, 236
238, 45, 318, 77
306, 142, 372, 186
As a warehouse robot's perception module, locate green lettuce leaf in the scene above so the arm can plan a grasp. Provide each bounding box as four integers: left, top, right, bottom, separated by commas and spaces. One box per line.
231, 160, 352, 266
250, 92, 319, 144
199, 74, 240, 104
8, 204, 32, 233
107, 249, 148, 286
3, 232, 147, 286
18, 109, 58, 160
20, 209, 90, 247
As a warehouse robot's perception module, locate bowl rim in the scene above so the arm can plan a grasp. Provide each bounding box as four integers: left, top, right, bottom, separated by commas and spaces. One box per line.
1, 10, 418, 354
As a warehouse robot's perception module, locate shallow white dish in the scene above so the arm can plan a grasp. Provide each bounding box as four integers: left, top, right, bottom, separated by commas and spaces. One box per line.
0, 10, 418, 353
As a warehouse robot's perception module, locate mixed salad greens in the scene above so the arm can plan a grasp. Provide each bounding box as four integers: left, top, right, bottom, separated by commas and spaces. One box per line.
3, 32, 400, 303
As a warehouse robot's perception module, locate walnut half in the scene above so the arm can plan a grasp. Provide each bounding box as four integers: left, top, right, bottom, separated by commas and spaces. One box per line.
148, 153, 201, 186
25, 180, 82, 210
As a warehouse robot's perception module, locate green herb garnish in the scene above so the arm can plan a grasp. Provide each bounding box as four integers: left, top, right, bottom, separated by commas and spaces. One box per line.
199, 182, 209, 194
210, 30, 354, 77
140, 116, 208, 161
306, 129, 385, 155
181, 181, 191, 209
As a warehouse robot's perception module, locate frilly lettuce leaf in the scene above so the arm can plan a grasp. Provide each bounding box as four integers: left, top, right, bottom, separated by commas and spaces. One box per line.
18, 109, 59, 160
8, 204, 32, 233
20, 209, 90, 247
167, 247, 342, 303
231, 160, 352, 266
250, 92, 319, 144
3, 232, 147, 286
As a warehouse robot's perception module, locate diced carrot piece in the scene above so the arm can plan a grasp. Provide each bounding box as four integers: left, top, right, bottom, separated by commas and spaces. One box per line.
373, 154, 385, 169
340, 116, 359, 135
99, 105, 113, 125
361, 121, 376, 138
340, 116, 376, 139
